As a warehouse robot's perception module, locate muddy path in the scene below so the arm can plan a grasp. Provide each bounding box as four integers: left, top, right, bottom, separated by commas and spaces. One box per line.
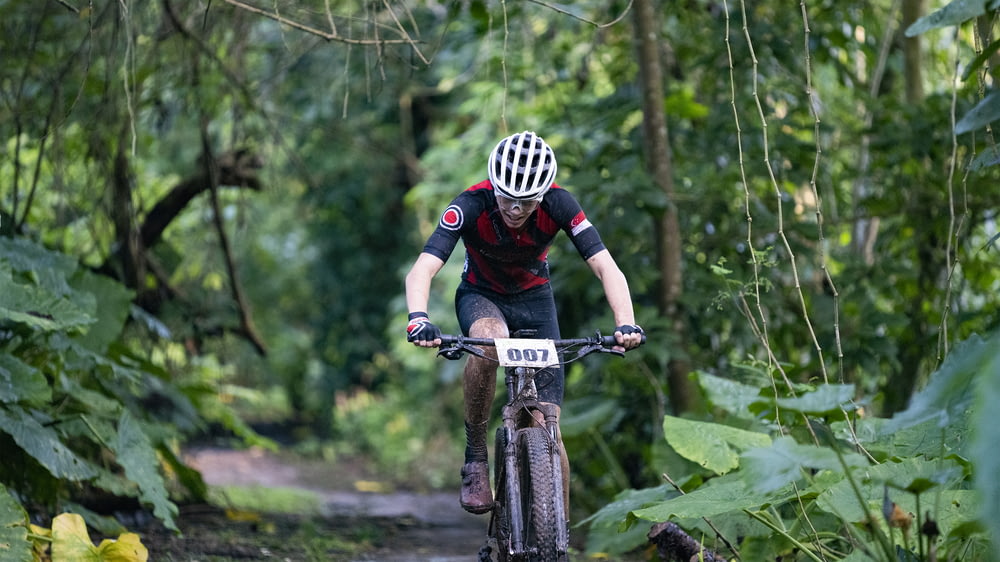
157, 447, 490, 561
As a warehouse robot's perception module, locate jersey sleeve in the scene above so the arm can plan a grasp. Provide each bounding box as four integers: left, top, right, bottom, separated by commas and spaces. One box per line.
547, 189, 606, 260
421, 193, 474, 262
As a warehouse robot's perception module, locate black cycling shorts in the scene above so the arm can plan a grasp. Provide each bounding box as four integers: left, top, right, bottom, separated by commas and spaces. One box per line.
455, 281, 564, 405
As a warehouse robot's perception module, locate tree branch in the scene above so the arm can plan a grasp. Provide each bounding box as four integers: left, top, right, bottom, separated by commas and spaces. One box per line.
201, 125, 267, 356
138, 148, 262, 250
221, 0, 423, 45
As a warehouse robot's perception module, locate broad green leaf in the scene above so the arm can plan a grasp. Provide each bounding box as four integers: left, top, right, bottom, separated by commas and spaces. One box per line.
0, 354, 51, 405
955, 90, 1000, 135
816, 457, 977, 537
0, 407, 97, 481
741, 436, 868, 493
969, 330, 1000, 551
0, 484, 32, 562
112, 411, 178, 531
696, 371, 761, 415
580, 485, 676, 556
662, 415, 771, 475
51, 513, 100, 561
631, 475, 795, 522
834, 414, 971, 460
69, 269, 134, 353
968, 147, 1000, 171
961, 38, 1000, 81
774, 384, 856, 415
0, 237, 77, 293
883, 332, 997, 434
905, 0, 1000, 37
559, 396, 618, 438
579, 484, 676, 528
0, 268, 95, 332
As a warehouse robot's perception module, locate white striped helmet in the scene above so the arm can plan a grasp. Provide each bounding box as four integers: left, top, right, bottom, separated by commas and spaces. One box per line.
487, 131, 557, 200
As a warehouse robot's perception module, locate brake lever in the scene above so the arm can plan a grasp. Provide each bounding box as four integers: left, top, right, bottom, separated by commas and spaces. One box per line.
437, 347, 465, 360
437, 343, 489, 361
573, 343, 625, 360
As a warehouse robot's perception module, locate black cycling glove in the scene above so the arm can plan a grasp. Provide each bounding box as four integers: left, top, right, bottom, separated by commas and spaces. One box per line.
615, 324, 645, 337
407, 312, 441, 343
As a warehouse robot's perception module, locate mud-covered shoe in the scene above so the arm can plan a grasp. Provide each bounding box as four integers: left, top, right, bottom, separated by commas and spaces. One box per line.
460, 461, 493, 514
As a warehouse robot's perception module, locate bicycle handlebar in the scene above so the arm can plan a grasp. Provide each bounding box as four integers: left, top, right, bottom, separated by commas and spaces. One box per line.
435, 331, 645, 362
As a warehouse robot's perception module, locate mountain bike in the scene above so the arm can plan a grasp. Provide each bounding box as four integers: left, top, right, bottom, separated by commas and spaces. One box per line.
437, 330, 644, 562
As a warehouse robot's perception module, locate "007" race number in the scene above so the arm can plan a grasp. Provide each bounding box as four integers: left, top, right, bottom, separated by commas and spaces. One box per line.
493, 338, 558, 368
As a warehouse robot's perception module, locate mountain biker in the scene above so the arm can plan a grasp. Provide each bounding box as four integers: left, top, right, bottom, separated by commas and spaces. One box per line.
404, 131, 643, 515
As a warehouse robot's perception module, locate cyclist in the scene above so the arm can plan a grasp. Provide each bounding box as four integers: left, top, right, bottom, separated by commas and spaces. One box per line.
404, 131, 643, 514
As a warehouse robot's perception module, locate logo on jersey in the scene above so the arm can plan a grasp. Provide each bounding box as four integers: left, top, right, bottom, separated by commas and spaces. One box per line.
570, 212, 592, 236
440, 205, 464, 230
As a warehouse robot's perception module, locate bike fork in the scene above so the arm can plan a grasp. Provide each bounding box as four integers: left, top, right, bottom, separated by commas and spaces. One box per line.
496, 427, 523, 554
546, 418, 569, 552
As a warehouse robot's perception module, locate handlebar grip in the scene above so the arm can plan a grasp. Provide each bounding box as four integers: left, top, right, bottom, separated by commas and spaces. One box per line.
601, 334, 647, 347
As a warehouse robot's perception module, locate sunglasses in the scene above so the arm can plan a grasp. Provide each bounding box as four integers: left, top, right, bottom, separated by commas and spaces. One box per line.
496, 194, 540, 213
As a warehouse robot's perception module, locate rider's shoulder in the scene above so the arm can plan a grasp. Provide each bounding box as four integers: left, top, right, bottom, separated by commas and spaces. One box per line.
464, 179, 495, 195
540, 184, 583, 212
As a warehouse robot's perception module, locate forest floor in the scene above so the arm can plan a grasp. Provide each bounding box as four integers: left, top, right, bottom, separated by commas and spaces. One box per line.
140, 447, 489, 561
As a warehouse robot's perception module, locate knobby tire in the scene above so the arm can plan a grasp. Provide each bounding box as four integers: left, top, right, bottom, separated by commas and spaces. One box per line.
488, 427, 565, 562
517, 426, 563, 562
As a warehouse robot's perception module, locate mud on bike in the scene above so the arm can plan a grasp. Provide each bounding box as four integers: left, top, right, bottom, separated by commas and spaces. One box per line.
437, 330, 644, 562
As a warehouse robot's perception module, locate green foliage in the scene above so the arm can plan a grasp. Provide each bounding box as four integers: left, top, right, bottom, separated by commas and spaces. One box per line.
0, 485, 32, 562
0, 237, 246, 543
2, 0, 999, 557
586, 330, 1000, 560
661, 415, 771, 475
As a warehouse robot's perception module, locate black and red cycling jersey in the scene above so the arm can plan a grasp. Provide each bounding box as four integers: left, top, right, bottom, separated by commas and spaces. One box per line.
422, 180, 607, 294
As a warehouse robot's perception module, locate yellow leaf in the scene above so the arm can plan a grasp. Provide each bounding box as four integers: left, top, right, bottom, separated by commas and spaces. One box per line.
225, 508, 262, 522
354, 480, 390, 493
51, 513, 100, 562
96, 533, 149, 562
29, 523, 53, 560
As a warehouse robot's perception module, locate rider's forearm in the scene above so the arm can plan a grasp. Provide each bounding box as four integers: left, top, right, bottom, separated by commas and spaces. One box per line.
587, 250, 637, 326
405, 252, 445, 314
601, 269, 637, 327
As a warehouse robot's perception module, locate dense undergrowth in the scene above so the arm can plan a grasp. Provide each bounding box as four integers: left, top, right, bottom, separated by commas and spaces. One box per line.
582, 332, 1000, 560
4, 228, 999, 562
0, 237, 263, 561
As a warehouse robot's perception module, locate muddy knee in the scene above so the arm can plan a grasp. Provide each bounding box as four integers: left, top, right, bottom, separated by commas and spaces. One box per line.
468, 317, 508, 339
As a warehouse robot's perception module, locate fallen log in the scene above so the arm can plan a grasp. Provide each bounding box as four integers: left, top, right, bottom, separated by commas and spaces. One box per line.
648, 521, 726, 562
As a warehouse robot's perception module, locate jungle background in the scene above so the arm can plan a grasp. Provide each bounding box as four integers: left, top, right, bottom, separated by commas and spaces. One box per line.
1, 0, 999, 560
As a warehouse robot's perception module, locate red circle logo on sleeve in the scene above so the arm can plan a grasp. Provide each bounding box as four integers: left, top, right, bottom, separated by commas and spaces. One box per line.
440, 205, 464, 230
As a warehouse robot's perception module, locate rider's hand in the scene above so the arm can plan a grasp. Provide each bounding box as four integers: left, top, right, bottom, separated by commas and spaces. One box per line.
407, 312, 442, 347
614, 324, 644, 350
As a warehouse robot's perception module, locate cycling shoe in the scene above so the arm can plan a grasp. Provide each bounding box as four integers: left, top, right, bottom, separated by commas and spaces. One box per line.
460, 461, 493, 514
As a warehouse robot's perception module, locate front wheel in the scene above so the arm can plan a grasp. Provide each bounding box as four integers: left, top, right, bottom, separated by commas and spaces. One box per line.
516, 426, 566, 562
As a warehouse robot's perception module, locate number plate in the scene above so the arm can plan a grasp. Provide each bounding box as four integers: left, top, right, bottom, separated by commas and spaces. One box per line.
494, 338, 558, 368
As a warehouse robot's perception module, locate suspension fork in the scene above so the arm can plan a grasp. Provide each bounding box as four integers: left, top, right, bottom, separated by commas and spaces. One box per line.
540, 402, 569, 550
500, 367, 526, 554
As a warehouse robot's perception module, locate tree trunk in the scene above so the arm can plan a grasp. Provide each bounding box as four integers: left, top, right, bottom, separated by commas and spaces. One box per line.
902, 0, 926, 104
884, 0, 929, 414
632, 0, 699, 414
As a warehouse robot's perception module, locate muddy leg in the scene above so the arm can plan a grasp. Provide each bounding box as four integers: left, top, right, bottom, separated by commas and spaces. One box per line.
460, 318, 506, 514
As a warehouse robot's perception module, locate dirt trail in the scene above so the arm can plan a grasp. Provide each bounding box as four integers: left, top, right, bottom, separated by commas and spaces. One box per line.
184, 447, 488, 561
